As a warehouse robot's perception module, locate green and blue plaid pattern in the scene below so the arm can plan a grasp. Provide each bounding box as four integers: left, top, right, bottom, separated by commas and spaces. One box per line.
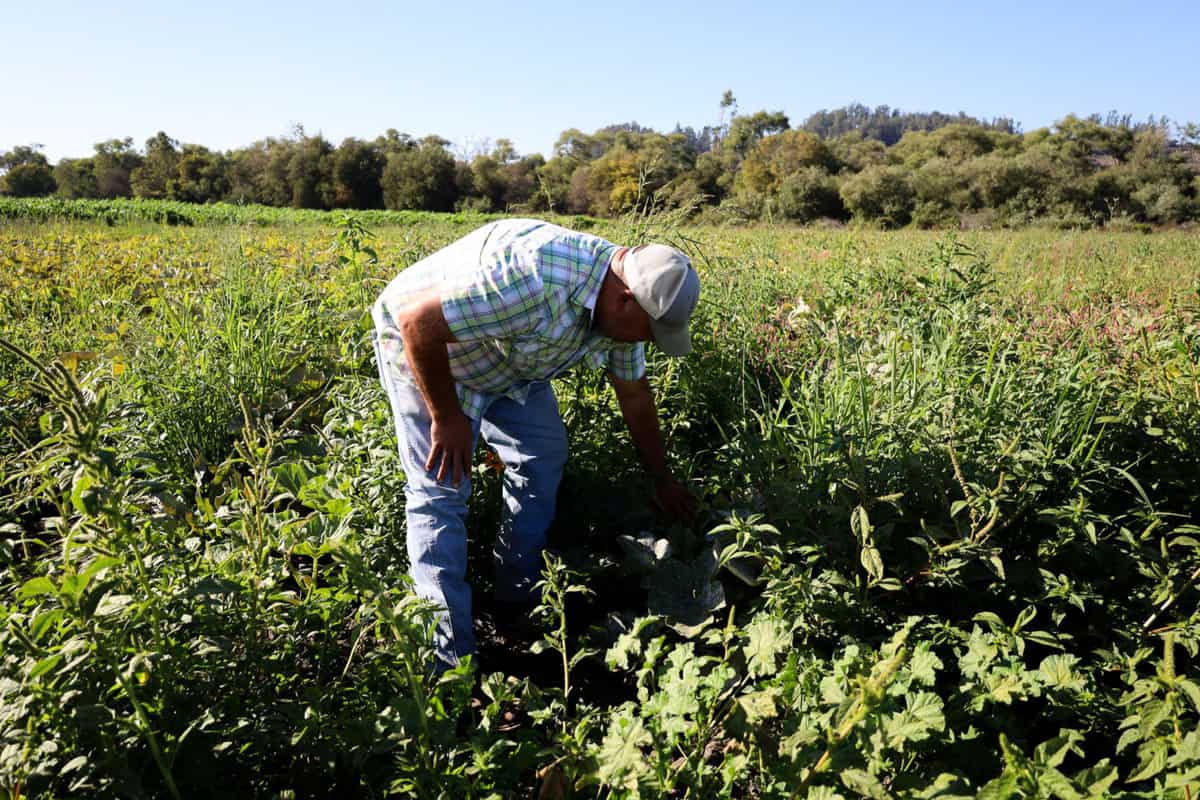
372, 219, 645, 419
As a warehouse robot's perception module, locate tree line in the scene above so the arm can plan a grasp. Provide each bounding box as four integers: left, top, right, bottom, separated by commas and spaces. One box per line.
3, 100, 1198, 229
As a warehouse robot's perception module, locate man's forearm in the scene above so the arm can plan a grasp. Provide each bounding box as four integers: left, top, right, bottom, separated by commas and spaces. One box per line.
401, 331, 460, 420
614, 378, 671, 481
398, 297, 463, 422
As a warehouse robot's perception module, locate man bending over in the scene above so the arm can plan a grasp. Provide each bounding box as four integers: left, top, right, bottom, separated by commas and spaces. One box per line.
371, 218, 700, 670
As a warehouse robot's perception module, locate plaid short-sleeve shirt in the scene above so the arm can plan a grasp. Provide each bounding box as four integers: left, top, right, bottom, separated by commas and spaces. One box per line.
372, 219, 646, 419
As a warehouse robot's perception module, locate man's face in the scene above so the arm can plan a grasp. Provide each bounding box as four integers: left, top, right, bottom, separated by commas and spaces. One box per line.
599, 249, 654, 343
605, 292, 653, 343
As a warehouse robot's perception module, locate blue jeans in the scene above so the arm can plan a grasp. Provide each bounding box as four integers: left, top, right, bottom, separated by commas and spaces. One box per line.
373, 337, 568, 669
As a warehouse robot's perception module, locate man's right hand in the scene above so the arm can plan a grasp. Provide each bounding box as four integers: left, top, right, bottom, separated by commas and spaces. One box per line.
427, 410, 474, 486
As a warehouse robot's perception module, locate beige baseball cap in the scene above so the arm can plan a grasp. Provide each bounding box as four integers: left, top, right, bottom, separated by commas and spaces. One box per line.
622, 244, 701, 356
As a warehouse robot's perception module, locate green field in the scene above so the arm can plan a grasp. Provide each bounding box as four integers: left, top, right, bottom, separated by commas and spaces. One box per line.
2, 203, 1200, 797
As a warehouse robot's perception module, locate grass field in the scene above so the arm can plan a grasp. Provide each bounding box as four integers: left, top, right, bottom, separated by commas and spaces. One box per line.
2, 203, 1199, 797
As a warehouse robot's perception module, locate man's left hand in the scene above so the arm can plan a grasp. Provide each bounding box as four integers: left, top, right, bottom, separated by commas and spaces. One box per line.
654, 476, 698, 523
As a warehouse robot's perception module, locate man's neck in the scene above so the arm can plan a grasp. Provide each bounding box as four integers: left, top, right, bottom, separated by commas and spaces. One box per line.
591, 247, 628, 332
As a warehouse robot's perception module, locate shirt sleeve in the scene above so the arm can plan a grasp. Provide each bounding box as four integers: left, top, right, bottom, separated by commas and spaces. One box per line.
441, 252, 545, 342
606, 341, 646, 381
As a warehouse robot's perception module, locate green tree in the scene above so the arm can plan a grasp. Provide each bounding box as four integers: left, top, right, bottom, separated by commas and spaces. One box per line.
0, 146, 56, 196
724, 110, 790, 157
91, 137, 141, 198
564, 130, 693, 215
536, 128, 609, 212
225, 141, 272, 204
381, 136, 458, 211
689, 150, 736, 203
839, 165, 915, 227
131, 132, 180, 199
735, 130, 834, 196
258, 139, 295, 206
776, 167, 844, 221
169, 145, 230, 203
470, 150, 508, 211
499, 154, 544, 210
287, 133, 335, 209
802, 102, 1017, 144
964, 150, 1055, 217
890, 124, 1014, 168
533, 155, 576, 213
332, 138, 385, 209
375, 128, 417, 156
53, 158, 98, 199
829, 132, 886, 172
906, 157, 979, 227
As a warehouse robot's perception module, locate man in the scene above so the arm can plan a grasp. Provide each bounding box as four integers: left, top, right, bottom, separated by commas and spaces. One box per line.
371, 218, 700, 670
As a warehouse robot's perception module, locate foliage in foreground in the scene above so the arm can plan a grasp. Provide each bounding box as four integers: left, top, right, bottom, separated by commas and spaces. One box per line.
1, 215, 1200, 797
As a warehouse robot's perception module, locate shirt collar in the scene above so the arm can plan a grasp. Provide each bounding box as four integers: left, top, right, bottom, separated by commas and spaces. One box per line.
575, 242, 618, 316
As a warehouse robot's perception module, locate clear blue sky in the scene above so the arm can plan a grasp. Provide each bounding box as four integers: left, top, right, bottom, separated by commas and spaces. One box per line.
4, 0, 1197, 162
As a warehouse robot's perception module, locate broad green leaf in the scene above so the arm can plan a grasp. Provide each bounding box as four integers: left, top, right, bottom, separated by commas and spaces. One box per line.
94, 593, 133, 617
1116, 726, 1141, 754
29, 653, 63, 681
1164, 765, 1200, 790
29, 608, 65, 642
61, 755, 88, 774
1074, 760, 1119, 796
959, 628, 998, 678
1025, 630, 1066, 651
851, 504, 871, 541
906, 643, 944, 686
983, 670, 1028, 706
271, 462, 316, 499
1014, 605, 1037, 632
861, 545, 884, 581
70, 468, 98, 515
736, 689, 779, 723
807, 787, 847, 800
607, 631, 644, 671
594, 707, 651, 791
1037, 766, 1084, 800
1034, 729, 1084, 768
908, 691, 946, 729
1137, 699, 1171, 738
1176, 679, 1200, 713
643, 645, 704, 738
840, 768, 889, 798
1170, 730, 1200, 764
1126, 739, 1169, 783
75, 556, 121, 596
883, 691, 945, 748
18, 576, 57, 600
744, 615, 790, 678
977, 771, 1021, 800
1039, 655, 1085, 693
972, 612, 1005, 630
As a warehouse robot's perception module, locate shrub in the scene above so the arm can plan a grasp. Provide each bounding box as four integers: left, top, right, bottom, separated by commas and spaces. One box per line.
0, 163, 56, 196
775, 167, 844, 222
838, 165, 915, 227
1132, 179, 1192, 224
